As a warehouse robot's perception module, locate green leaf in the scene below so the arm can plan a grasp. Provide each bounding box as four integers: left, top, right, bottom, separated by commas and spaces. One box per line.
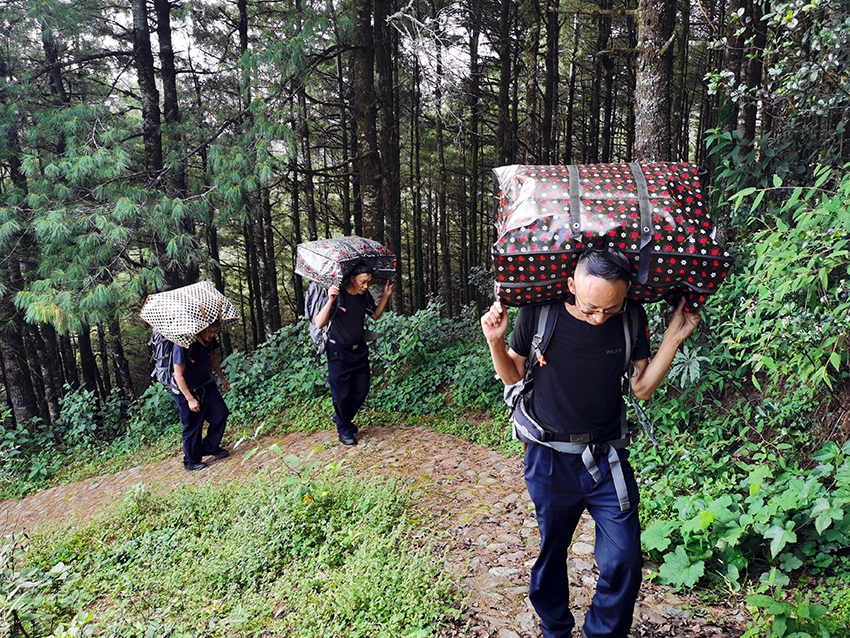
772, 174, 782, 188
763, 521, 797, 558
810, 497, 845, 534
658, 546, 705, 589
642, 519, 675, 552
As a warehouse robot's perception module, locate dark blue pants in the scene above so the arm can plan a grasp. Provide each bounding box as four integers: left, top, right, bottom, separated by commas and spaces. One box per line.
525, 442, 642, 638
326, 342, 370, 437
173, 384, 229, 465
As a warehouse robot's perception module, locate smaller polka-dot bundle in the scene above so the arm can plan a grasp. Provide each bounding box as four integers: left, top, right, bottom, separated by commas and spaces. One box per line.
296, 236, 397, 287
491, 162, 734, 312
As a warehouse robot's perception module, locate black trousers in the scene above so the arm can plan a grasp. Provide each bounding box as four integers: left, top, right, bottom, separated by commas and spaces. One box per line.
173, 383, 229, 465
326, 342, 370, 437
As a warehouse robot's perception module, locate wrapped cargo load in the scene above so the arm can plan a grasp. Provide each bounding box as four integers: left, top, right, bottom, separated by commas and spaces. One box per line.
139, 281, 240, 348
295, 236, 397, 287
492, 162, 734, 311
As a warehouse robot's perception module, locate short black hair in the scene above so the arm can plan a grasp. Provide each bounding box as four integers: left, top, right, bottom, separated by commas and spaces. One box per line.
576, 247, 631, 283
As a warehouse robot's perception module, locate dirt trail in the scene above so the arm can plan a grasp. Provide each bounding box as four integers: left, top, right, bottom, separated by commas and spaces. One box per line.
0, 424, 745, 637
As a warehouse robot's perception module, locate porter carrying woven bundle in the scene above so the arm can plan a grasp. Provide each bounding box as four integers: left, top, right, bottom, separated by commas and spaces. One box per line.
139, 281, 240, 347
491, 162, 734, 311
295, 236, 397, 287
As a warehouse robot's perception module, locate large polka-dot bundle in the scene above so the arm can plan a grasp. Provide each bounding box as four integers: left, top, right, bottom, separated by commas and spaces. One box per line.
296, 236, 397, 287
492, 163, 734, 311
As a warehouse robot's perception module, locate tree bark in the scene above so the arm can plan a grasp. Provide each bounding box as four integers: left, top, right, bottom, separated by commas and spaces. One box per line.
352, 0, 383, 241
634, 0, 675, 161
77, 325, 103, 399
58, 332, 79, 390
108, 318, 137, 400
467, 17, 481, 307
154, 0, 186, 195
497, 0, 513, 166
742, 0, 765, 142
25, 324, 60, 426
131, 0, 163, 174
435, 39, 453, 316
542, 0, 560, 164
0, 317, 39, 429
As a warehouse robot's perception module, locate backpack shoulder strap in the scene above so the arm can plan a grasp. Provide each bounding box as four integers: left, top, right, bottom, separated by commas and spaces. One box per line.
526, 303, 559, 372
621, 303, 641, 374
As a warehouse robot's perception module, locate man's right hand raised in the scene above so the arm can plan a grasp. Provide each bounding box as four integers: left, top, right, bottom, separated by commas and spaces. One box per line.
481, 300, 509, 343
328, 285, 340, 300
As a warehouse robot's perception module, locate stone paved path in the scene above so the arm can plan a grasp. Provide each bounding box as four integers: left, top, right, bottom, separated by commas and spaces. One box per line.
0, 424, 745, 637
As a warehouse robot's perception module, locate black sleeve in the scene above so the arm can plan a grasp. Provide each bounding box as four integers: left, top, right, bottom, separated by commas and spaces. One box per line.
366, 290, 378, 315
508, 306, 536, 358
633, 305, 651, 362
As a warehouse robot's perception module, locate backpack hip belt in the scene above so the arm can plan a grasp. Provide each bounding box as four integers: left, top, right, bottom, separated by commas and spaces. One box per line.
512, 397, 633, 512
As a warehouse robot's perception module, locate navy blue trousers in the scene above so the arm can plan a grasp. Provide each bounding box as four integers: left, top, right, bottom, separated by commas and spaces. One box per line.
525, 442, 642, 638
173, 383, 229, 465
326, 342, 370, 437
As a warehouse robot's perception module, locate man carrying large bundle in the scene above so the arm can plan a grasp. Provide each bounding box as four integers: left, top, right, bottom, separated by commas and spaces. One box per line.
140, 281, 240, 472
481, 247, 699, 638
296, 236, 397, 446
481, 162, 733, 638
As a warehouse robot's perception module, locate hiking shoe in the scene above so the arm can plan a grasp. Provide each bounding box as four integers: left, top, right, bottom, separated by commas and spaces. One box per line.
184, 461, 208, 472
338, 434, 357, 446
210, 447, 230, 459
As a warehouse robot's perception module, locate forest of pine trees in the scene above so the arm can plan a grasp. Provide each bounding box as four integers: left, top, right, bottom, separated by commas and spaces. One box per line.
0, 0, 848, 430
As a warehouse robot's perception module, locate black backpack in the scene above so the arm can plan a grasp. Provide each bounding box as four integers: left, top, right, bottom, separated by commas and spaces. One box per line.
305, 281, 341, 356
148, 329, 175, 390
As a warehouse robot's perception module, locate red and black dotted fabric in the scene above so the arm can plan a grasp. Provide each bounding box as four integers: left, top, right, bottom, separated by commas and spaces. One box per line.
295, 236, 397, 287
492, 163, 734, 312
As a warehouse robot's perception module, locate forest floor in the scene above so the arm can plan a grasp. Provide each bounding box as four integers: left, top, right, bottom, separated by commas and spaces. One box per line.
0, 423, 748, 637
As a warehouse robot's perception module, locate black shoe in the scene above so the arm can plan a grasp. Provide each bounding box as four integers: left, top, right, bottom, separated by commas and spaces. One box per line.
210, 447, 230, 459
184, 461, 208, 472
338, 434, 357, 446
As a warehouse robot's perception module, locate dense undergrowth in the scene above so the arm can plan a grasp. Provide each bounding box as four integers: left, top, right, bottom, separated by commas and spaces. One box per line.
2, 166, 850, 637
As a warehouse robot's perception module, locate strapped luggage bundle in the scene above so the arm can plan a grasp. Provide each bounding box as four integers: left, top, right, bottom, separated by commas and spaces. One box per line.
491, 162, 734, 312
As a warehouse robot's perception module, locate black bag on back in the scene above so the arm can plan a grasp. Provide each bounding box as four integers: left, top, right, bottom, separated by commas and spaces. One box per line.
148, 329, 175, 390
305, 281, 340, 356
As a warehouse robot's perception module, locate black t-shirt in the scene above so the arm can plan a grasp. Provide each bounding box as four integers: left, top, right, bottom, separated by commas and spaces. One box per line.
328, 287, 377, 346
509, 302, 650, 435
172, 337, 219, 392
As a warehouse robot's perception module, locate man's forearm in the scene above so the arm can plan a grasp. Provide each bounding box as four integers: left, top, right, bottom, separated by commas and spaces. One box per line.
488, 339, 523, 386
631, 332, 685, 400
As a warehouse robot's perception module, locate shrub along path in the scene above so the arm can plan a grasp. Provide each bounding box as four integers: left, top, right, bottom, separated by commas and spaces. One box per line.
1, 423, 745, 637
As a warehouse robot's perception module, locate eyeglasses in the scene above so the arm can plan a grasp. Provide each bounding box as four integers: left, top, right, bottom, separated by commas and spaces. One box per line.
573, 288, 627, 316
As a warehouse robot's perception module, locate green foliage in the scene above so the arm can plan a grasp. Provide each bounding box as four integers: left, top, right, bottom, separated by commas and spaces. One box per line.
725, 164, 850, 390
640, 438, 850, 593
22, 462, 461, 637
1, 535, 84, 638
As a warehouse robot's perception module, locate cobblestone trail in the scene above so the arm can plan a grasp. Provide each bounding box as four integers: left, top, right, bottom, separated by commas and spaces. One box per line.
1, 424, 745, 637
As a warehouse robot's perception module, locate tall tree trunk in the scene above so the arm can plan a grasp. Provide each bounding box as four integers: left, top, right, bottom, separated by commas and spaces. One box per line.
374, 0, 402, 310
468, 19, 481, 307
497, 0, 512, 166
412, 49, 425, 311
742, 0, 765, 142
97, 323, 112, 396
41, 323, 67, 404
722, 0, 746, 132
337, 52, 352, 236
131, 0, 163, 174
435, 40, 453, 316
352, 0, 383, 241
0, 316, 39, 430
108, 318, 136, 400
77, 325, 103, 399
58, 332, 79, 390
634, 0, 675, 161
590, 0, 613, 163
26, 324, 60, 426
542, 0, 560, 164
564, 15, 580, 164
524, 2, 542, 161
261, 188, 281, 333
154, 0, 186, 195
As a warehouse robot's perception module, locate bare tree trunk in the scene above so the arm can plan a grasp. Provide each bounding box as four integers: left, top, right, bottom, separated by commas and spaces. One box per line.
337, 52, 352, 236
131, 0, 162, 174
261, 188, 281, 333
497, 0, 512, 165
77, 325, 103, 399
435, 40, 453, 316
524, 2, 542, 161
353, 0, 383, 241
108, 318, 136, 400
542, 0, 560, 163
468, 16, 481, 308
634, 0, 675, 161
564, 15, 580, 164
59, 332, 79, 390
742, 0, 765, 142
97, 323, 112, 395
154, 0, 186, 195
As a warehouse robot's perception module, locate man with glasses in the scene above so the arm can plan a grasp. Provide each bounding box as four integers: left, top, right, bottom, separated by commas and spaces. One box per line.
481, 247, 700, 638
